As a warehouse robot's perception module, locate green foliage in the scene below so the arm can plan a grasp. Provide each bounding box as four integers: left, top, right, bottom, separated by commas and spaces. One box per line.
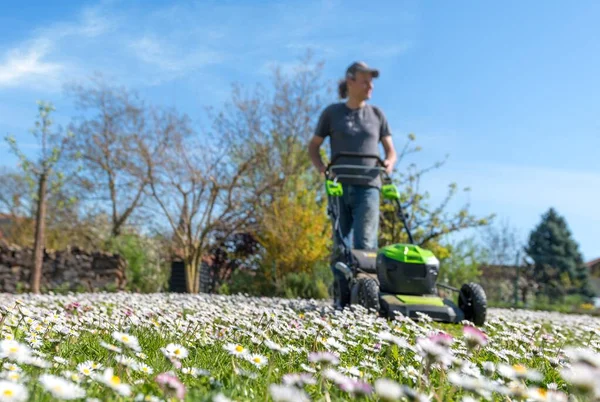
255, 173, 332, 285
280, 271, 329, 299
218, 261, 332, 300
525, 207, 594, 300
218, 268, 276, 297
106, 233, 170, 293
438, 236, 487, 289
278, 261, 332, 300
4, 101, 80, 203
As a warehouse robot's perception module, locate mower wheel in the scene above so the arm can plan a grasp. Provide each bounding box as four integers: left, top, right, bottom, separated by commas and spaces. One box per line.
458, 282, 487, 326
352, 277, 380, 314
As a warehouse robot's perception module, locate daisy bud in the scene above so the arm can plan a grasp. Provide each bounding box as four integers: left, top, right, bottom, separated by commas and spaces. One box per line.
462, 325, 487, 349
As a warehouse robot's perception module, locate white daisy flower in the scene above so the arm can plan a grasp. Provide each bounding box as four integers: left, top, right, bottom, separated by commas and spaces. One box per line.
77, 362, 94, 377
0, 379, 28, 401
112, 331, 141, 352
269, 383, 310, 402
136, 363, 154, 375
100, 342, 122, 353
161, 343, 188, 360
39, 374, 86, 400
0, 340, 32, 363
223, 343, 248, 356
247, 353, 268, 369
95, 367, 131, 397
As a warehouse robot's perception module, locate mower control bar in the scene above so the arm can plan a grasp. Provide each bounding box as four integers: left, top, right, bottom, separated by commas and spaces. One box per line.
325, 152, 391, 181
328, 152, 386, 167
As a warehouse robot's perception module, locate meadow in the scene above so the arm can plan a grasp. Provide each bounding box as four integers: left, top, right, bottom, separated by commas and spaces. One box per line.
0, 292, 598, 401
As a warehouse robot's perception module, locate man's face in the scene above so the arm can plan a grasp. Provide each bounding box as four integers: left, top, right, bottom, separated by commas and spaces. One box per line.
348, 71, 374, 100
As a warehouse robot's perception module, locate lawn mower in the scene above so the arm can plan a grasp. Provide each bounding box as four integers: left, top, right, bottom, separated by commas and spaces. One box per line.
325, 152, 487, 326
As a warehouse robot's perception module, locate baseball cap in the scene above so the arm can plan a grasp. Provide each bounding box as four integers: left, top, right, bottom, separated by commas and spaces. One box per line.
346, 61, 380, 78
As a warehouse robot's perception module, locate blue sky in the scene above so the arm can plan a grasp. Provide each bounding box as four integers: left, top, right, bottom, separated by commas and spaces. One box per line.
1, 0, 598, 261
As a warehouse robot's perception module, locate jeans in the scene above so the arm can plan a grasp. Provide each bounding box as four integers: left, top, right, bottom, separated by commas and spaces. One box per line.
330, 183, 380, 264
329, 184, 380, 307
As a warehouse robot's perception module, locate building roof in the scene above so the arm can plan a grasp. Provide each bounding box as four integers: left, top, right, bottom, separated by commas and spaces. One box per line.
587, 258, 600, 268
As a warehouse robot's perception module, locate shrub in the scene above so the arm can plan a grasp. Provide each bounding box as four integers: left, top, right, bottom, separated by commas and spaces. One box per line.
106, 233, 170, 293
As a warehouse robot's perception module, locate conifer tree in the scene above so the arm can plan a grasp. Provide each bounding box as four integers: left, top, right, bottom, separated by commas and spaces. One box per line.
525, 207, 594, 301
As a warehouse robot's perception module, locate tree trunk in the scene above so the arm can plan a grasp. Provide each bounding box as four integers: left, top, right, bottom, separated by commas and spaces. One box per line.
184, 257, 200, 294
31, 172, 48, 294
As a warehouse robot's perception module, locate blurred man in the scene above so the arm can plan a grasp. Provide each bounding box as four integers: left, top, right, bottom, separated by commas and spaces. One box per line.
308, 61, 397, 306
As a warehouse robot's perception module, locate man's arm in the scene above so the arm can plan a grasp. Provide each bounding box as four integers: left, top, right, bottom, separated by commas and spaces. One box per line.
310, 106, 330, 174
381, 136, 397, 174
376, 107, 396, 174
308, 135, 326, 173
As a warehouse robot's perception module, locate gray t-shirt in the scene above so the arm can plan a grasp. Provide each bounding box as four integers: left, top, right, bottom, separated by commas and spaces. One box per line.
315, 102, 392, 188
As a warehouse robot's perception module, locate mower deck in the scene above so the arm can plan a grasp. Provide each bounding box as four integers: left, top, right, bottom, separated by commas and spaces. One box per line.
379, 293, 459, 323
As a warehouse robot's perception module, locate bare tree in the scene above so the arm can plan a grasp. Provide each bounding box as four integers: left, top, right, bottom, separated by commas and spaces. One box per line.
210, 51, 332, 207
64, 74, 149, 237
140, 108, 272, 293
4, 101, 76, 293
479, 217, 524, 266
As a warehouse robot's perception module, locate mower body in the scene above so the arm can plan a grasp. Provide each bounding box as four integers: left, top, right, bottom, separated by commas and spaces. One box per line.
377, 244, 439, 295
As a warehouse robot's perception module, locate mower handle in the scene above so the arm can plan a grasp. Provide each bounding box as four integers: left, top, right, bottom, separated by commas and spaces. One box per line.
325, 152, 390, 181
327, 152, 386, 167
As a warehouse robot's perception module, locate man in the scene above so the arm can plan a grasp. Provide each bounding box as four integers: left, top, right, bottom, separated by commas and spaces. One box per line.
308, 61, 397, 306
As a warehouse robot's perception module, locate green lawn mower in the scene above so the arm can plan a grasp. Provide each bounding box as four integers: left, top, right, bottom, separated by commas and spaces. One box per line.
325, 152, 487, 326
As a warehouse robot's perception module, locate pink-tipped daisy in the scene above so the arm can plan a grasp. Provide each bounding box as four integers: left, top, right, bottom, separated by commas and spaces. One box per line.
462, 325, 488, 349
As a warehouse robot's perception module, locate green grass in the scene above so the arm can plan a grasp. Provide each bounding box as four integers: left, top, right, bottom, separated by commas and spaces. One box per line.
0, 292, 599, 401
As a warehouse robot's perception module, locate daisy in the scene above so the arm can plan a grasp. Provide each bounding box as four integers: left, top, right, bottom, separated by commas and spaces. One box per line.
282, 373, 316, 387
53, 356, 69, 365
463, 325, 488, 349
155, 372, 186, 400
95, 367, 131, 397
0, 379, 28, 402
136, 363, 154, 375
560, 363, 598, 396
0, 340, 31, 364
269, 383, 310, 402
112, 331, 141, 352
76, 362, 94, 377
100, 342, 122, 354
308, 351, 340, 365
39, 374, 86, 400
2, 370, 25, 382
115, 355, 138, 368
61, 371, 82, 384
247, 353, 268, 369
223, 343, 248, 356
2, 364, 20, 372
264, 339, 289, 354
161, 343, 188, 360
213, 393, 232, 402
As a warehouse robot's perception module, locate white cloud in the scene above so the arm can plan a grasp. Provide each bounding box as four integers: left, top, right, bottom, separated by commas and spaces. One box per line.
128, 36, 225, 77
0, 38, 64, 89
0, 4, 114, 91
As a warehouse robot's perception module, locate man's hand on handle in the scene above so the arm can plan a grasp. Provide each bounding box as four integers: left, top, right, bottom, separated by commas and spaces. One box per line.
383, 158, 394, 175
